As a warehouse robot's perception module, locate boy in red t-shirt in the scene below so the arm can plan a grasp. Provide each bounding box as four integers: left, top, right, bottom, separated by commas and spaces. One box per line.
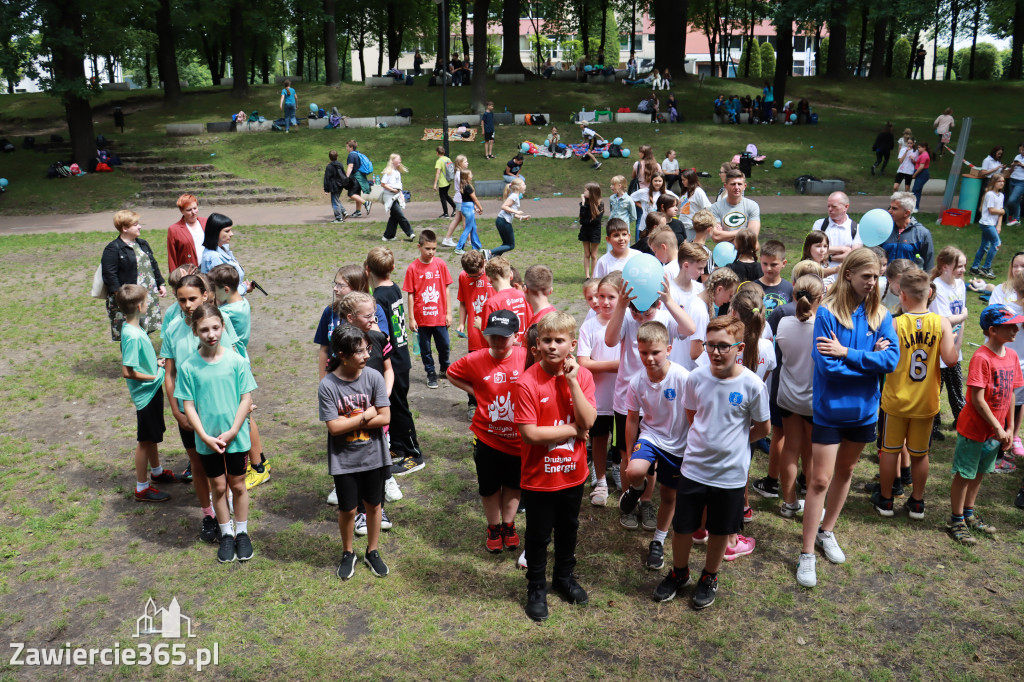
513, 311, 597, 622
480, 256, 532, 347
447, 310, 527, 555
456, 251, 496, 418
402, 229, 453, 389
948, 304, 1024, 546
524, 264, 557, 327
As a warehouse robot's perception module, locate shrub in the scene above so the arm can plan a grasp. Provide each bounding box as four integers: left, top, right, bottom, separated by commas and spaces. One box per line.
953, 43, 1002, 80
893, 37, 911, 78
760, 41, 776, 78
739, 37, 761, 78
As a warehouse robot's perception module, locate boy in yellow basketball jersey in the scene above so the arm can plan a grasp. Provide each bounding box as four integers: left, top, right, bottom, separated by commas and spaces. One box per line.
875, 270, 959, 519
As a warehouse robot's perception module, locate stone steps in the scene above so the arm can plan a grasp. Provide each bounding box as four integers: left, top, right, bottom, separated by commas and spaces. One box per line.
136, 186, 291, 200
136, 192, 303, 207
124, 163, 218, 174
129, 171, 239, 182
134, 177, 259, 190
124, 154, 300, 207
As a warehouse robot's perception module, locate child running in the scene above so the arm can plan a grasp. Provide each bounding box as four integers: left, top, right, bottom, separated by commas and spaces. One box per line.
490, 178, 529, 259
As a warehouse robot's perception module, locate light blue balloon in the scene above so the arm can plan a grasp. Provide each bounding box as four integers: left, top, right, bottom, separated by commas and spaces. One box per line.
858, 208, 894, 247
613, 137, 623, 146
544, 139, 550, 147
789, 113, 797, 122
309, 102, 318, 113
584, 65, 593, 72
622, 254, 665, 312
712, 242, 738, 267
602, 150, 610, 159
773, 160, 782, 168
520, 142, 530, 153
0, 178, 7, 189
621, 148, 631, 158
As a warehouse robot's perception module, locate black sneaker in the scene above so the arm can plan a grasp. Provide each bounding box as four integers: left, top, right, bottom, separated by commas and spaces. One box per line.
969, 266, 981, 276
652, 567, 691, 602
351, 211, 363, 217
797, 472, 807, 496
753, 437, 770, 454
552, 576, 588, 605
646, 540, 665, 570
150, 469, 176, 484
364, 549, 390, 577
892, 479, 905, 498
200, 515, 221, 543
904, 496, 925, 520
337, 550, 357, 580
525, 583, 548, 621
235, 532, 254, 561
1015, 488, 1024, 510
618, 479, 647, 514
217, 534, 236, 563
871, 490, 894, 517
752, 476, 780, 498
426, 373, 439, 389
691, 572, 718, 610
180, 464, 193, 484
932, 429, 946, 442
391, 454, 425, 477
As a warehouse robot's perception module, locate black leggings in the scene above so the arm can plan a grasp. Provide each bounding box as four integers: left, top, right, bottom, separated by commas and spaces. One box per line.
939, 363, 966, 428
438, 186, 456, 215
874, 150, 891, 172
383, 203, 414, 239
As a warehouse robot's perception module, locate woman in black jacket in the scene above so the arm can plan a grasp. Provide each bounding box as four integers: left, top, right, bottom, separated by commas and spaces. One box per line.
101, 209, 166, 340
871, 122, 896, 176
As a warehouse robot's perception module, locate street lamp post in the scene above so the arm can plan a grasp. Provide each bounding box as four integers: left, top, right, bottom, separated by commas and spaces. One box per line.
435, 0, 449, 155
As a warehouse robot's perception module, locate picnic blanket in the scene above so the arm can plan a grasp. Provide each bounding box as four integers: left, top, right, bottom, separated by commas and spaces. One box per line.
421, 128, 477, 142
567, 142, 610, 158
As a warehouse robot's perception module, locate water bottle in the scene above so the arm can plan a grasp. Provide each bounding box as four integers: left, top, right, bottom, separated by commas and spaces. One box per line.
411, 333, 420, 356
982, 438, 1001, 455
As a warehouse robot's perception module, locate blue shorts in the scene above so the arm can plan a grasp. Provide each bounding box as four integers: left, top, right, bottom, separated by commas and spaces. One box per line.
632, 439, 684, 490
812, 422, 876, 445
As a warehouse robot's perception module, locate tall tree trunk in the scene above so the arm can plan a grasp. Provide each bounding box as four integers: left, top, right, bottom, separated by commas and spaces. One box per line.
377, 24, 384, 75
324, 0, 340, 83
249, 37, 257, 84
825, 0, 849, 79
230, 0, 249, 97
813, 23, 823, 75
580, 0, 590, 60
1010, 0, 1024, 79
884, 22, 894, 76
340, 32, 350, 80
743, 1, 753, 78
144, 50, 153, 88
499, 0, 526, 73
969, 0, 980, 79
296, 7, 305, 79
773, 13, 793, 105
946, 0, 959, 79
261, 45, 270, 84
155, 0, 182, 104
931, 0, 940, 79
906, 32, 918, 79
855, 10, 867, 76
461, 0, 469, 58
598, 0, 608, 64
437, 1, 445, 55
41, 0, 95, 166
106, 55, 116, 83
386, 1, 402, 68
219, 41, 228, 80
868, 13, 887, 79
201, 36, 220, 85
631, 0, 636, 54
471, 0, 491, 112
358, 35, 366, 81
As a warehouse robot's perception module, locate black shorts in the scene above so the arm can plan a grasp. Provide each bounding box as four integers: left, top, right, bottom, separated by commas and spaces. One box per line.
200, 451, 248, 479
484, 131, 495, 141
136, 390, 165, 444
578, 226, 602, 243
591, 414, 613, 439
672, 476, 746, 536
474, 439, 522, 496
614, 411, 628, 454
178, 423, 196, 450
333, 466, 388, 511
778, 407, 814, 425
894, 171, 913, 186
812, 422, 876, 445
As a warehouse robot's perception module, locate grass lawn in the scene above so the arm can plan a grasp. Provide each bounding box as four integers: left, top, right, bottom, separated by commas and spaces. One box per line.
0, 210, 1023, 679
1, 77, 1022, 214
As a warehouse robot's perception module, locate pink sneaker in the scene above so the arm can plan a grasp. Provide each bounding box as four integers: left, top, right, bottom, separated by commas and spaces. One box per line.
724, 534, 756, 561
692, 529, 708, 545
994, 457, 1017, 474
1013, 437, 1024, 457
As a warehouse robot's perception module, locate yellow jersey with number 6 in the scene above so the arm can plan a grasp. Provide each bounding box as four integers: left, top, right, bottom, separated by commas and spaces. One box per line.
880, 312, 944, 418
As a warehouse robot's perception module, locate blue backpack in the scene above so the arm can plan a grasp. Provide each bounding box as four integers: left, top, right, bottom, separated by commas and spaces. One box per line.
357, 152, 373, 174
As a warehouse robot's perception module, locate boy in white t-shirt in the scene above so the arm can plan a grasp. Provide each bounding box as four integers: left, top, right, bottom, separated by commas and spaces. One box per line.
652, 315, 769, 610
618, 321, 690, 571
605, 276, 695, 529
669, 242, 709, 371
593, 218, 641, 279
647, 226, 680, 280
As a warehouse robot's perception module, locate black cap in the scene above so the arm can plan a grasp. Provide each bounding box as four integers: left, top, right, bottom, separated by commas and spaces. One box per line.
482, 309, 520, 337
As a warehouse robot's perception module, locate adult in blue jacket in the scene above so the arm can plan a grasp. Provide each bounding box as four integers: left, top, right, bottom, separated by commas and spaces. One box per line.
797, 248, 899, 589
883, 192, 935, 271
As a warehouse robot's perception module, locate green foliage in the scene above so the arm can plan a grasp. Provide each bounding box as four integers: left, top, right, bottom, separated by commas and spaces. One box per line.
176, 52, 213, 88
893, 37, 911, 78
760, 40, 775, 79
999, 49, 1012, 80
820, 37, 829, 73
560, 39, 582, 66
486, 37, 501, 69
739, 37, 761, 78
953, 44, 1003, 80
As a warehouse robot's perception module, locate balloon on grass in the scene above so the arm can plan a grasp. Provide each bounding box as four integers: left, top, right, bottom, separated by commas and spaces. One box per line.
712, 241, 738, 267
309, 103, 318, 113
622, 254, 665, 312
773, 160, 782, 168
520, 142, 530, 153
858, 208, 895, 247
613, 137, 623, 146
0, 178, 7, 189
621, 148, 631, 158
602, 151, 610, 159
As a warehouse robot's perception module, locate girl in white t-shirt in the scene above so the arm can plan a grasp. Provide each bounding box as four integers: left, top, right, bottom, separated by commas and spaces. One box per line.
971, 174, 1005, 278
929, 246, 968, 437
631, 173, 677, 239
662, 149, 681, 194
775, 275, 823, 519
577, 272, 622, 506
893, 140, 918, 192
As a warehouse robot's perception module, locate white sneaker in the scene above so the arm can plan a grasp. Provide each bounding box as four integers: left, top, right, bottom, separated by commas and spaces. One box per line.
354, 513, 368, 536
815, 529, 846, 564
780, 499, 804, 518
380, 508, 393, 530
384, 477, 403, 502
441, 237, 457, 247
590, 483, 609, 506
796, 553, 817, 587
516, 550, 527, 569
587, 460, 598, 487
327, 486, 339, 505
608, 463, 622, 491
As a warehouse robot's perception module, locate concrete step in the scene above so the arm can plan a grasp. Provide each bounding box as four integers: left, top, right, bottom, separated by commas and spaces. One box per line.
137, 178, 258, 190
116, 155, 165, 164
137, 193, 303, 207
131, 171, 239, 183
136, 186, 288, 199
124, 164, 218, 174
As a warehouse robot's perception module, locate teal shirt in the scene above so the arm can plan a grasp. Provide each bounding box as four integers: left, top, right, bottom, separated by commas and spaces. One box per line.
160, 302, 182, 340
174, 351, 258, 455
120, 323, 164, 410
160, 314, 242, 410
219, 299, 251, 358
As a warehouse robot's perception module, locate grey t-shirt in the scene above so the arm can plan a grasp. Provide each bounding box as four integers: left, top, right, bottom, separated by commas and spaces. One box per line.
318, 368, 392, 475
711, 196, 760, 233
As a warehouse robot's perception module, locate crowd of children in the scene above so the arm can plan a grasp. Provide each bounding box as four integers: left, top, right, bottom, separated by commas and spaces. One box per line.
111, 183, 1024, 618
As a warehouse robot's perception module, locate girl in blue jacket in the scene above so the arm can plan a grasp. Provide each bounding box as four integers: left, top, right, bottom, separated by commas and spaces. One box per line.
797, 248, 899, 588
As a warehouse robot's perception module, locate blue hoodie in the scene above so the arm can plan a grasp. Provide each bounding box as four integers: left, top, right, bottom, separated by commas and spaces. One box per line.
812, 304, 899, 428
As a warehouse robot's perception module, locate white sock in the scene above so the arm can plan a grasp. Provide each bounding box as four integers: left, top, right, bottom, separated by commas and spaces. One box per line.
150, 466, 163, 476
653, 529, 668, 544
136, 482, 149, 493
219, 522, 234, 537
235, 520, 248, 535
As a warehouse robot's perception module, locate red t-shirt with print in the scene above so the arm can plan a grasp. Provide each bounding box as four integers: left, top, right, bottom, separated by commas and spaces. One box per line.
528, 304, 557, 329
957, 344, 1024, 442
447, 347, 527, 453
457, 271, 496, 352
513, 362, 596, 492
402, 257, 453, 327
481, 287, 532, 347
